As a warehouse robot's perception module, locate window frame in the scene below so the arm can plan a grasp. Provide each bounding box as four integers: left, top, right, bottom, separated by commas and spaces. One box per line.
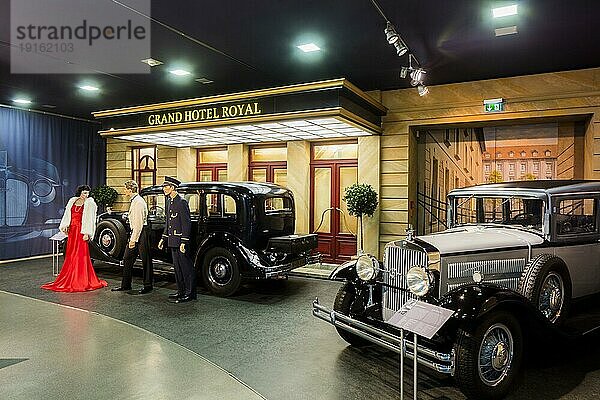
551, 195, 600, 242
197, 148, 228, 181
202, 191, 239, 220
131, 145, 157, 189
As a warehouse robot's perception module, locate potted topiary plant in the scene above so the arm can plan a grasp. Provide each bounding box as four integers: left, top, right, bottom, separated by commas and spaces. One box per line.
342, 183, 379, 254
90, 185, 119, 213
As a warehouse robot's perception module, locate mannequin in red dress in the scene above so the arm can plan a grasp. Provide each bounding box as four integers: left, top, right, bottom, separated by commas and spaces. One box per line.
42, 185, 107, 292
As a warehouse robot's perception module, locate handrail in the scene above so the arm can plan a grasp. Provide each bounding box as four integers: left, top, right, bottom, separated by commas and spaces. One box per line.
314, 207, 356, 236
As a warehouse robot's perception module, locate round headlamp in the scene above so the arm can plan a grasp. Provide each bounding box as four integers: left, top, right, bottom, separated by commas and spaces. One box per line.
355, 254, 379, 281
406, 266, 432, 297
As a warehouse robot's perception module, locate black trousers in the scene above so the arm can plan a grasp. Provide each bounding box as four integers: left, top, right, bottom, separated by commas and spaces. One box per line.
170, 246, 196, 296
121, 226, 153, 289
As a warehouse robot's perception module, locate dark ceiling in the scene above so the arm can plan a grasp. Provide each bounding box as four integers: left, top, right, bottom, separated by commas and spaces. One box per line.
1, 0, 599, 120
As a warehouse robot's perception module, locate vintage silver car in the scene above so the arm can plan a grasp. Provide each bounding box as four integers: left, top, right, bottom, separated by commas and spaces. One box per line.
313, 180, 600, 400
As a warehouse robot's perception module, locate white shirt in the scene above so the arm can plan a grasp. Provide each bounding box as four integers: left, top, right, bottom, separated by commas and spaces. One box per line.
128, 193, 148, 243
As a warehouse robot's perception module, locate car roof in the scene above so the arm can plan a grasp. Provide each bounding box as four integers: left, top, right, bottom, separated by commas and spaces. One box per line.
448, 180, 600, 199
140, 181, 291, 196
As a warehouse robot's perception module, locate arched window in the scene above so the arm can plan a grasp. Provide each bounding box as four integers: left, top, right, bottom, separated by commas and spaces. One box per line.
545, 150, 551, 157
132, 146, 156, 189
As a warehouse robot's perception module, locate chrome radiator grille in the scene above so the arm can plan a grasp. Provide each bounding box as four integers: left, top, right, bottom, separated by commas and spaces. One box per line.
1, 178, 27, 227
382, 245, 427, 312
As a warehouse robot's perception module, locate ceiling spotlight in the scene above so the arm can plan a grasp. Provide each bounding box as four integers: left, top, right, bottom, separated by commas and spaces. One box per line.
169, 69, 191, 76
495, 26, 518, 37
393, 39, 408, 56
410, 68, 426, 86
141, 58, 163, 67
195, 77, 214, 84
79, 85, 99, 91
492, 4, 518, 18
297, 43, 321, 52
13, 98, 32, 104
400, 66, 409, 79
384, 22, 399, 45
417, 84, 429, 96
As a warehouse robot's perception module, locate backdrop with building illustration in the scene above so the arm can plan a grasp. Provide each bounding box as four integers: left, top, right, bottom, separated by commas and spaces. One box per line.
416, 122, 585, 235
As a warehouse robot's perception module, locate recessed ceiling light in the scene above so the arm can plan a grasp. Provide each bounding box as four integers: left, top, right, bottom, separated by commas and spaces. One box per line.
492, 5, 518, 18
169, 69, 192, 76
195, 77, 214, 84
13, 98, 32, 104
141, 58, 163, 67
79, 85, 100, 91
296, 43, 321, 52
495, 26, 518, 36
42, 104, 56, 108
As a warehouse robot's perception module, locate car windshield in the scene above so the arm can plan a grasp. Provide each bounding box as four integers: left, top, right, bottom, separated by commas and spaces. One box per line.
452, 195, 545, 231
144, 193, 166, 219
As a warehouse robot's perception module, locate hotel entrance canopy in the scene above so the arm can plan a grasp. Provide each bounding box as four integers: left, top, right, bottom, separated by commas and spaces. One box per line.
93, 78, 387, 147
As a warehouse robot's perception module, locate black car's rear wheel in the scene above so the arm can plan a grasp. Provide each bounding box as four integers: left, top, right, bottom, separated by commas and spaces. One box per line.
201, 247, 241, 297
454, 311, 523, 400
94, 219, 126, 259
333, 282, 370, 347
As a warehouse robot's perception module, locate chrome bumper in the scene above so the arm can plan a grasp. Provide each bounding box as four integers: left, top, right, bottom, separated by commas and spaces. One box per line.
312, 298, 455, 375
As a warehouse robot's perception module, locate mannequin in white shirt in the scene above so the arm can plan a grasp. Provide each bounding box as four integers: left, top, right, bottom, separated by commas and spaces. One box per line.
112, 180, 154, 294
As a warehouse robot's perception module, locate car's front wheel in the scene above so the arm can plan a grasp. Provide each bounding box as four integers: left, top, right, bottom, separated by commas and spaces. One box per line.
454, 311, 523, 400
201, 247, 241, 297
333, 282, 370, 347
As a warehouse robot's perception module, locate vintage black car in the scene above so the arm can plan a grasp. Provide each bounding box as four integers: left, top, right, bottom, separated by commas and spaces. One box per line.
313, 180, 600, 400
92, 181, 319, 296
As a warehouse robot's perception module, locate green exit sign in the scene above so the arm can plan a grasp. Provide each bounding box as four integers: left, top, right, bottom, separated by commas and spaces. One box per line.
483, 98, 504, 113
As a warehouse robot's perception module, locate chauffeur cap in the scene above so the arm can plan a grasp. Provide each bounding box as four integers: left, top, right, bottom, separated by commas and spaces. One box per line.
161, 176, 181, 188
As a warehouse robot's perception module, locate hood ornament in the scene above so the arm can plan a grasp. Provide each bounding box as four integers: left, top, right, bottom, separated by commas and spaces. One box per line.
406, 224, 415, 241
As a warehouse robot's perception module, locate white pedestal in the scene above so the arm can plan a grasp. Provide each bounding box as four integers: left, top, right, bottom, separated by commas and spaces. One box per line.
50, 231, 67, 276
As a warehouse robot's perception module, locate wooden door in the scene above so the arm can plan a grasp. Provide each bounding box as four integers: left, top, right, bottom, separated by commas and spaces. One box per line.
310, 161, 358, 263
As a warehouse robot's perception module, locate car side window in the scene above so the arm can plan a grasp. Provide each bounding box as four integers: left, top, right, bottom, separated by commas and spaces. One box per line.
556, 198, 596, 235
204, 193, 237, 219
183, 192, 200, 218
265, 197, 291, 213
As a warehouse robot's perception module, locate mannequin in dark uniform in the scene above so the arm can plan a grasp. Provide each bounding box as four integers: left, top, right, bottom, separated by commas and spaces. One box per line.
158, 177, 196, 303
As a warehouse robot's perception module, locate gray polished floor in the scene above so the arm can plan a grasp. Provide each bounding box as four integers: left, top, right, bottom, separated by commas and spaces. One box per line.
0, 291, 264, 400
1, 259, 600, 399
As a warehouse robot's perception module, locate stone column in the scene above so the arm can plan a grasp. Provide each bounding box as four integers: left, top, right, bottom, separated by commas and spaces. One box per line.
227, 144, 248, 181
287, 141, 311, 234
176, 147, 196, 182
358, 135, 381, 256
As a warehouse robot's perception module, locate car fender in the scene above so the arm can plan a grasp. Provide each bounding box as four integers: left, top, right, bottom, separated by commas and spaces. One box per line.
329, 259, 358, 280
194, 232, 253, 272
436, 283, 550, 335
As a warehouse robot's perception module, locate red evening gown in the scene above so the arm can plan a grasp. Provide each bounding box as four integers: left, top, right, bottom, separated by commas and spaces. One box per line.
41, 203, 108, 292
